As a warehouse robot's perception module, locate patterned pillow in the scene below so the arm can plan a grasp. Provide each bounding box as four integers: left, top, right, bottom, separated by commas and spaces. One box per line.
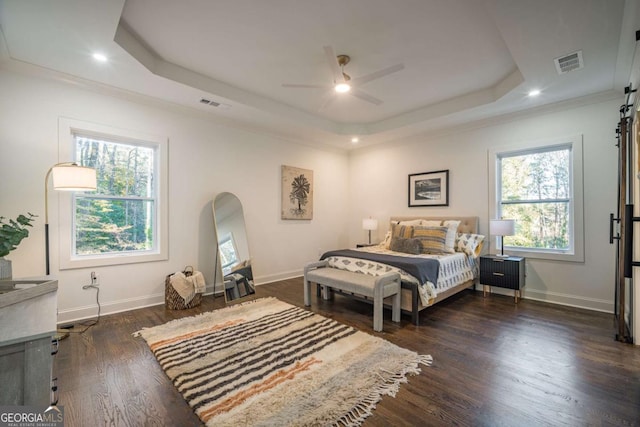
381, 230, 392, 249
391, 223, 414, 239
390, 237, 423, 255
440, 220, 460, 253
411, 226, 449, 254
455, 233, 485, 257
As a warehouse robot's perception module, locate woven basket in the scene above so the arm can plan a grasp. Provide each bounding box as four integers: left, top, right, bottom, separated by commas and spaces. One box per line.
165, 266, 202, 310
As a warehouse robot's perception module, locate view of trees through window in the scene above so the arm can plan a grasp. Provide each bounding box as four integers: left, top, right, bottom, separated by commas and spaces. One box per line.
499, 146, 571, 251
219, 236, 238, 274
74, 135, 156, 255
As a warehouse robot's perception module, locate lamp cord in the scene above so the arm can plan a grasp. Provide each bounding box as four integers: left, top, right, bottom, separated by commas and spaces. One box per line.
57, 285, 101, 335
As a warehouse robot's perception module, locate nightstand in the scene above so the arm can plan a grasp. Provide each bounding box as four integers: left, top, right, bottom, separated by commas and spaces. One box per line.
479, 255, 525, 303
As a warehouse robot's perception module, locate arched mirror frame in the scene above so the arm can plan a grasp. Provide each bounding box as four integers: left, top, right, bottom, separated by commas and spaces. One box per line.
212, 192, 255, 303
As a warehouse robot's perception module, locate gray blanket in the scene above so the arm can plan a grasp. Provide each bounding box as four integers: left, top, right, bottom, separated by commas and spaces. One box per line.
320, 249, 439, 285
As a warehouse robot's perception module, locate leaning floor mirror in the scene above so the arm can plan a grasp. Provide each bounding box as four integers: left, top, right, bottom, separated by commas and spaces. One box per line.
212, 192, 255, 303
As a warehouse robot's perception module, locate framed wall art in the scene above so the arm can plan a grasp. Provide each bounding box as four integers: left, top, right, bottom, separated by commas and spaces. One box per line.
281, 165, 313, 220
408, 169, 449, 207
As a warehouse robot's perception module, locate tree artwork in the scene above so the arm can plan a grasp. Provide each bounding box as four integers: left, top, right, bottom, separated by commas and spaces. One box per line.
289, 174, 310, 215
281, 166, 313, 220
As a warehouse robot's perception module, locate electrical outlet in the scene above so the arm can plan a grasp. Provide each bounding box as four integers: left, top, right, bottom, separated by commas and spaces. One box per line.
91, 271, 100, 286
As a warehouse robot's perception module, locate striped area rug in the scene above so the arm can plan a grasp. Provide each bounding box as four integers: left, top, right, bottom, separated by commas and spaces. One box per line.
135, 297, 431, 426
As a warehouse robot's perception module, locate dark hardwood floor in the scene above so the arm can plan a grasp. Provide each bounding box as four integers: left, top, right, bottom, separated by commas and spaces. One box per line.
54, 278, 640, 426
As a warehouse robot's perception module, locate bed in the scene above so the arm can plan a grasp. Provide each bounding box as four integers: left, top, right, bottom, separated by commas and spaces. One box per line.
318, 216, 483, 325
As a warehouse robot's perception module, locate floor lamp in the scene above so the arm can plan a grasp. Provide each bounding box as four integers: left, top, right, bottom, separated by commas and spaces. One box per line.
489, 219, 515, 257
45, 163, 97, 275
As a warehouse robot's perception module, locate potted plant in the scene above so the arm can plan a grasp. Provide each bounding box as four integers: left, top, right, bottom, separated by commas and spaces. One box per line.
0, 213, 36, 279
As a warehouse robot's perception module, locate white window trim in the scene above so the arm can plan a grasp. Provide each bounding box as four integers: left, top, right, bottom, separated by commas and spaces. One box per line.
57, 117, 169, 269
488, 134, 584, 262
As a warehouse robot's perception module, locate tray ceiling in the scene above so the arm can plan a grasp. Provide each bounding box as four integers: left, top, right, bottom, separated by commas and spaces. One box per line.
0, 0, 636, 149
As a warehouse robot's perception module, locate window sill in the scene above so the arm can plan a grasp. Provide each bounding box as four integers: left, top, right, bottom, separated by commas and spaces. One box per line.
497, 247, 584, 263
60, 251, 168, 270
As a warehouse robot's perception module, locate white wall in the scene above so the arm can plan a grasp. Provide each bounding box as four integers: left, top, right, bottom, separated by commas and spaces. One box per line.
0, 64, 624, 320
348, 97, 621, 312
0, 68, 350, 323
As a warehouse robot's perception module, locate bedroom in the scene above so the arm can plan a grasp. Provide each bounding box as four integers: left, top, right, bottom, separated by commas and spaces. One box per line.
0, 0, 639, 425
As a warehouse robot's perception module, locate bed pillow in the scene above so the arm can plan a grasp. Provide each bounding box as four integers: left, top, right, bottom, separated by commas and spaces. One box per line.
391, 223, 414, 239
456, 233, 485, 258
440, 220, 460, 254
422, 220, 443, 227
411, 226, 449, 254
381, 230, 392, 249
390, 237, 423, 255
397, 219, 424, 226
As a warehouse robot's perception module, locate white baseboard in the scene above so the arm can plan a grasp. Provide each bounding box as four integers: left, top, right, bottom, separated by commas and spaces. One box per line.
255, 269, 303, 285
488, 286, 614, 313
57, 292, 165, 325
57, 284, 218, 325
57, 278, 613, 325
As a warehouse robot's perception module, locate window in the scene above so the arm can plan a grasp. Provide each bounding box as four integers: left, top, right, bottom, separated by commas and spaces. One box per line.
74, 136, 156, 255
58, 118, 168, 269
489, 135, 584, 262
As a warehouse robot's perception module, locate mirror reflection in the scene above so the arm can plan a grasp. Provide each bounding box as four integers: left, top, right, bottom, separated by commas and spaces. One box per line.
212, 192, 255, 303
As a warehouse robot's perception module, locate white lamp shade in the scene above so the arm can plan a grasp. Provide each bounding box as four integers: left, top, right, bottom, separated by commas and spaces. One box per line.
52, 165, 97, 191
490, 219, 515, 236
362, 218, 378, 231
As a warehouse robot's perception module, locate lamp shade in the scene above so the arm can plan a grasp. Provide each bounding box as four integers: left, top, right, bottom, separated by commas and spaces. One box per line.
490, 219, 515, 236
362, 218, 378, 231
51, 164, 97, 191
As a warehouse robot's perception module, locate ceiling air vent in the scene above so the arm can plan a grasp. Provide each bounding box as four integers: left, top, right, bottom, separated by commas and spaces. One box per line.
199, 98, 231, 110
554, 50, 584, 75
200, 98, 221, 107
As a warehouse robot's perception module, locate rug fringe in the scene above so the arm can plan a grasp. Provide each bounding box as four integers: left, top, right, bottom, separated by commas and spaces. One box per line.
131, 297, 278, 337
333, 354, 432, 427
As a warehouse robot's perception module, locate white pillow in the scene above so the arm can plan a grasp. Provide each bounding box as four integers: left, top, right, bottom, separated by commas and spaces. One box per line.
397, 219, 424, 226
440, 220, 460, 253
381, 230, 392, 249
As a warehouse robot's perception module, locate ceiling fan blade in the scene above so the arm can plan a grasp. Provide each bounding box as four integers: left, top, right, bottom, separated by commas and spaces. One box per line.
350, 88, 383, 105
323, 45, 345, 84
352, 63, 404, 86
317, 93, 336, 111
282, 83, 332, 89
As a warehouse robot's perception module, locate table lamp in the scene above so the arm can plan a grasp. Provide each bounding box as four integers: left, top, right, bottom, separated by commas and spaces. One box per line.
362, 218, 378, 245
490, 219, 515, 257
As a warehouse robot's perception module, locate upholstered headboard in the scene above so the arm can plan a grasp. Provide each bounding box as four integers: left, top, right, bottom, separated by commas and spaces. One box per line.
389, 216, 479, 234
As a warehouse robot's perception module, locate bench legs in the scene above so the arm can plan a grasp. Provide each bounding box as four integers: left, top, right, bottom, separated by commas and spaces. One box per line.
303, 262, 401, 332
372, 286, 400, 332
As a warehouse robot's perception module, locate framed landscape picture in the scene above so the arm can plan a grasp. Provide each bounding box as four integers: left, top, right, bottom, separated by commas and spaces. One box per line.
281, 165, 313, 220
408, 170, 449, 207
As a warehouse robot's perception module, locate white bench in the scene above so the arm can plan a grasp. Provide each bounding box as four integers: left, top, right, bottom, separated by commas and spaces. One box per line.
303, 260, 401, 332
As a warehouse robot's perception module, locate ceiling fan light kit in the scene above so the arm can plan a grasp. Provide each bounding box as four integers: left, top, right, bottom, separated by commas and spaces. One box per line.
335, 83, 351, 93
282, 46, 404, 107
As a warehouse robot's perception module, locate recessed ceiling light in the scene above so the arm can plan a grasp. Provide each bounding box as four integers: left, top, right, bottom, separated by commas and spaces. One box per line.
528, 89, 541, 97
335, 83, 351, 93
351, 137, 359, 143
92, 52, 108, 62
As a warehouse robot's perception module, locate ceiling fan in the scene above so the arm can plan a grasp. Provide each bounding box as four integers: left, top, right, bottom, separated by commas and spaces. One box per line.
282, 46, 404, 108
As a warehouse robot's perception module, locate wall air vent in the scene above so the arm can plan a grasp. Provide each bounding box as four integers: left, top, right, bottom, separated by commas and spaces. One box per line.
554, 50, 584, 74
